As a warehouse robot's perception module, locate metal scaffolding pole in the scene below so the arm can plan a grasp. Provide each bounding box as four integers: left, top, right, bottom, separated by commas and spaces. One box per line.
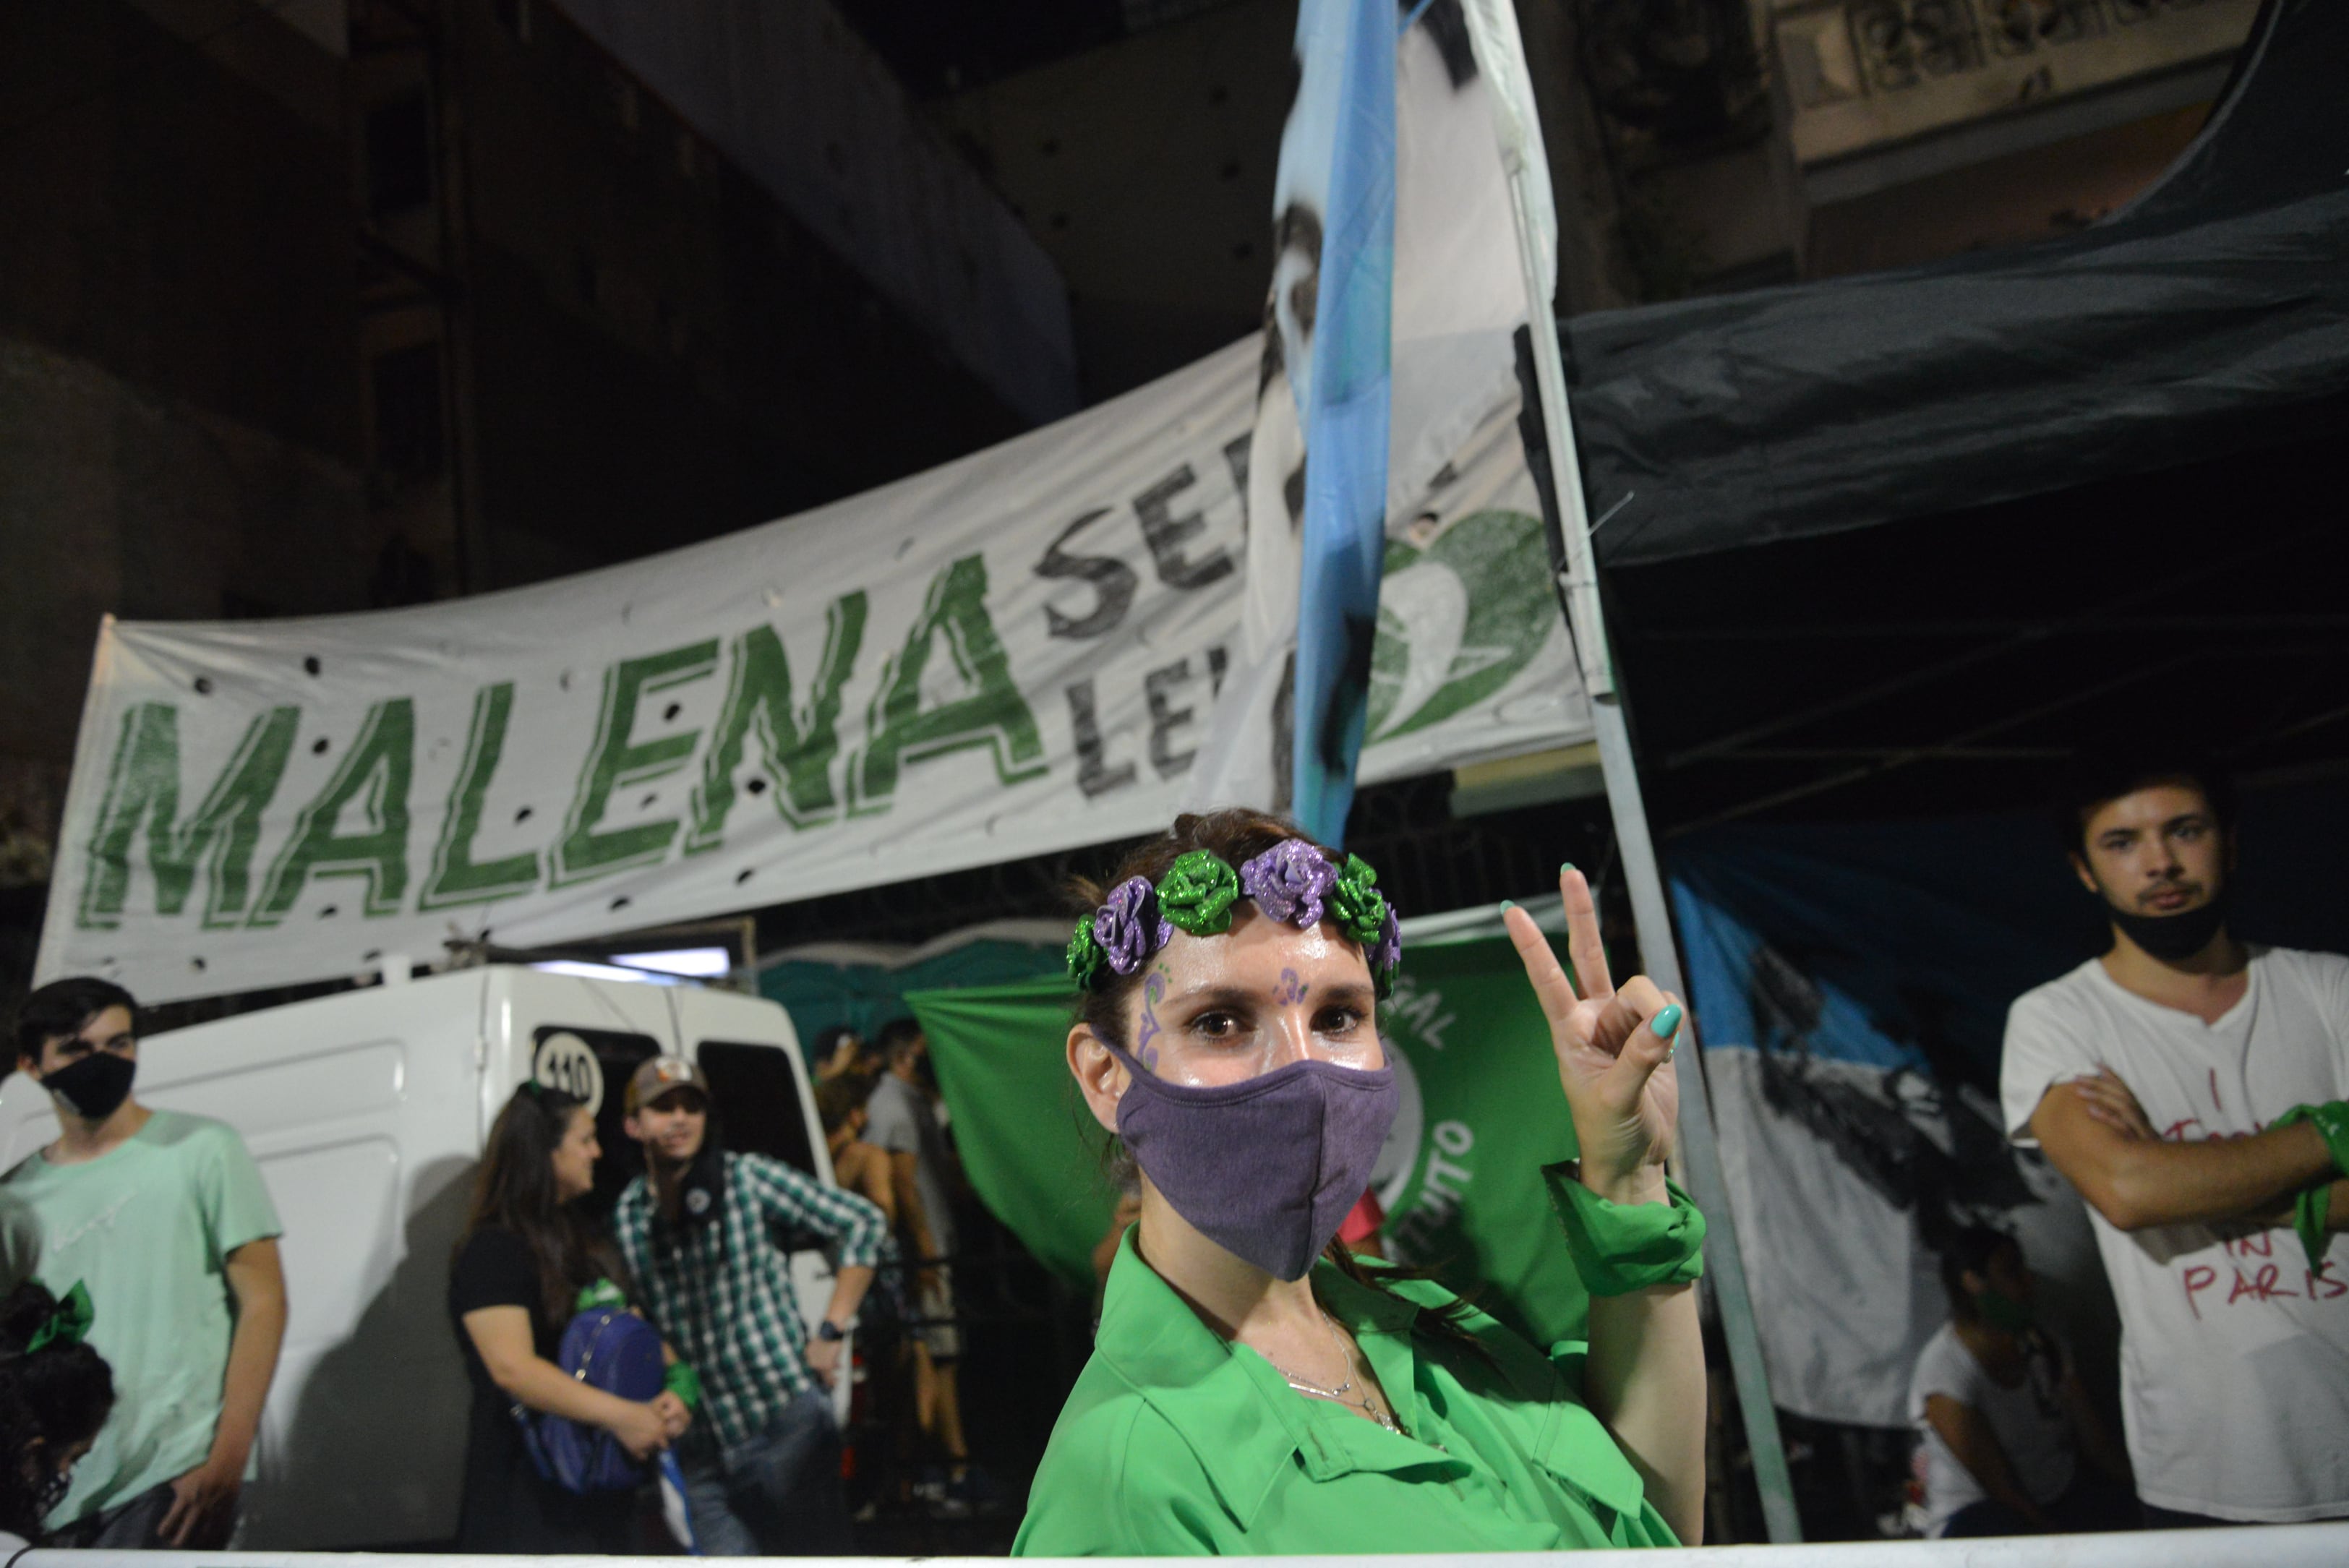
1488, 96, 1805, 1556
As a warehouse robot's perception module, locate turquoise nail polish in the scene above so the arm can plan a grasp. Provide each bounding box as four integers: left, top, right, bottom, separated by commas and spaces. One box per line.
1499, 899, 1516, 911
1650, 1003, 1683, 1040
1559, 862, 1576, 877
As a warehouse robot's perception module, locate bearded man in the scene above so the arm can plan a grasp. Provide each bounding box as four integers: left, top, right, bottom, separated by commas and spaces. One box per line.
2001, 755, 2349, 1527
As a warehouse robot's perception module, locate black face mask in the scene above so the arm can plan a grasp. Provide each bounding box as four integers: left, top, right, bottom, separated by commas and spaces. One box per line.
16, 1447, 69, 1522
43, 1051, 136, 1121
659, 1125, 726, 1236
2108, 889, 2230, 963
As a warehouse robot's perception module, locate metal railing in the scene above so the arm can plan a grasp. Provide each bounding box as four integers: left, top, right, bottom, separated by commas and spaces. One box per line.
26, 1520, 2349, 1565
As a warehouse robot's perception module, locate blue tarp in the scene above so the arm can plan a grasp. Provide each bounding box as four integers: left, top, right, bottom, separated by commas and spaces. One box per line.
1674, 776, 2349, 1088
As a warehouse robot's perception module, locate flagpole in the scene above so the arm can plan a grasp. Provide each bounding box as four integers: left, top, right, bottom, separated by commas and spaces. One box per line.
1482, 38, 1805, 1551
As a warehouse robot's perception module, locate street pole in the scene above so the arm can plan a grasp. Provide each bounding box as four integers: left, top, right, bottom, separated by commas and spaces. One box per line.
1483, 40, 1805, 1548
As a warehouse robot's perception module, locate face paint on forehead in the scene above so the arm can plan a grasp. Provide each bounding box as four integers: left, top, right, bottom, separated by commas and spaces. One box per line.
1275, 967, 1306, 1006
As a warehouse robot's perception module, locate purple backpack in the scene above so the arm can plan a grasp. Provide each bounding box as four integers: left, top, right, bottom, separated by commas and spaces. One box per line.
513, 1306, 666, 1493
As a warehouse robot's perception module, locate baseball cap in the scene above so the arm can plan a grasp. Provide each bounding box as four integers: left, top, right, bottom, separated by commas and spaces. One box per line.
624, 1055, 709, 1114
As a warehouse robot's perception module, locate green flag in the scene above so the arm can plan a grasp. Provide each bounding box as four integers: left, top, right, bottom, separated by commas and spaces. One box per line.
907, 976, 1114, 1287
761, 937, 1064, 1066
1373, 934, 1588, 1348
912, 930, 1591, 1348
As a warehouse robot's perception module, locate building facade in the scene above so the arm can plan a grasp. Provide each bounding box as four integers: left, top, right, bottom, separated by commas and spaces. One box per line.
918, 0, 2257, 389
0, 0, 1070, 1000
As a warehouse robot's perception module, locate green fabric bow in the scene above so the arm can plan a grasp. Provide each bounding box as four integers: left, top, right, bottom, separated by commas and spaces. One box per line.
27, 1280, 93, 1353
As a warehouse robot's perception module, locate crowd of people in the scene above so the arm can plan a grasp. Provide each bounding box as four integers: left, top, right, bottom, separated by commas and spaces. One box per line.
0, 754, 2342, 1554
0, 974, 982, 1555
444, 1023, 1014, 1554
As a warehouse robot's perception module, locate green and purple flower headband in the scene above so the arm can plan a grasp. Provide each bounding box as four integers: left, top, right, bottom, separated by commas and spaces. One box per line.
1066, 839, 1403, 997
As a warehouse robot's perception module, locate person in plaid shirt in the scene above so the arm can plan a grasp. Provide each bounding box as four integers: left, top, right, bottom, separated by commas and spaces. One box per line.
613, 1057, 886, 1555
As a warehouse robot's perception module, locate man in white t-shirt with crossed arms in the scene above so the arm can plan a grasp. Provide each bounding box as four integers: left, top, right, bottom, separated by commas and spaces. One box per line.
2001, 755, 2349, 1527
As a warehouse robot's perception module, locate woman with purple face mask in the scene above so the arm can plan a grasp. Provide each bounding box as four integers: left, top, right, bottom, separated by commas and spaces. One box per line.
1013, 809, 1706, 1556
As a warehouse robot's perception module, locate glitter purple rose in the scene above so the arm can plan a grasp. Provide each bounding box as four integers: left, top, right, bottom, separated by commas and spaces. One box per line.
1374, 906, 1403, 976
1238, 839, 1338, 928
1092, 875, 1168, 975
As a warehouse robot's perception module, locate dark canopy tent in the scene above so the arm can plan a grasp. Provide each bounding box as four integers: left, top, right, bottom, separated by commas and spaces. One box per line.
1556, 0, 2349, 835
1523, 0, 2349, 1497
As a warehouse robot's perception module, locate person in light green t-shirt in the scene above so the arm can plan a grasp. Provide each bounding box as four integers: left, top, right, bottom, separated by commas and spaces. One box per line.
1019, 813, 1707, 1555
1, 978, 285, 1548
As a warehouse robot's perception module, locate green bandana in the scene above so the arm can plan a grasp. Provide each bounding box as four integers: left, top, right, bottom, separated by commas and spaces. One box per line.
1543, 1168, 1707, 1297
2275, 1100, 2349, 1175
573, 1277, 628, 1313
663, 1359, 702, 1411
1974, 1287, 2035, 1334
2271, 1102, 2349, 1269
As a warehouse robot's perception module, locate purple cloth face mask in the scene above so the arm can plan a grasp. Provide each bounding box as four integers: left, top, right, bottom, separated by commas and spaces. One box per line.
1107, 1042, 1398, 1281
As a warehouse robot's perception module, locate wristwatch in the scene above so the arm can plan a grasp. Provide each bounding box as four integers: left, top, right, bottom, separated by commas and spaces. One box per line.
815, 1319, 846, 1342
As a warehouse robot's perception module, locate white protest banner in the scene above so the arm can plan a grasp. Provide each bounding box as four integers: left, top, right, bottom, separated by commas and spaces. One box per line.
40, 343, 1585, 1003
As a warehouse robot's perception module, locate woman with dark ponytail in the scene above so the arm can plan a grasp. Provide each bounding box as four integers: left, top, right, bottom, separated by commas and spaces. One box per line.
448, 1083, 689, 1553
0, 1281, 116, 1548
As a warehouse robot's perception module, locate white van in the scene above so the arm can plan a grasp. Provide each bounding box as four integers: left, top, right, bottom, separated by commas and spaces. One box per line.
0, 965, 842, 1550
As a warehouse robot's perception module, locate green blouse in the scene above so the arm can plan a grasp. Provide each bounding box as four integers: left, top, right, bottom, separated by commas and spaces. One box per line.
1013, 1225, 1680, 1555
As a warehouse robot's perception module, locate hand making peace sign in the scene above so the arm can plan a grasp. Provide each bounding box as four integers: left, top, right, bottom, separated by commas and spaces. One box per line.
1501, 865, 1684, 1203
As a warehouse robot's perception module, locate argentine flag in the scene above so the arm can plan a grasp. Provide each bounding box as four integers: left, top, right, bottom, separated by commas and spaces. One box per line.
1189, 0, 1555, 844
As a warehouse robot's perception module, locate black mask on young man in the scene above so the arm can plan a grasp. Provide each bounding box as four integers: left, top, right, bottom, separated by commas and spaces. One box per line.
664, 1123, 727, 1234
2107, 890, 2230, 963
43, 1051, 137, 1121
